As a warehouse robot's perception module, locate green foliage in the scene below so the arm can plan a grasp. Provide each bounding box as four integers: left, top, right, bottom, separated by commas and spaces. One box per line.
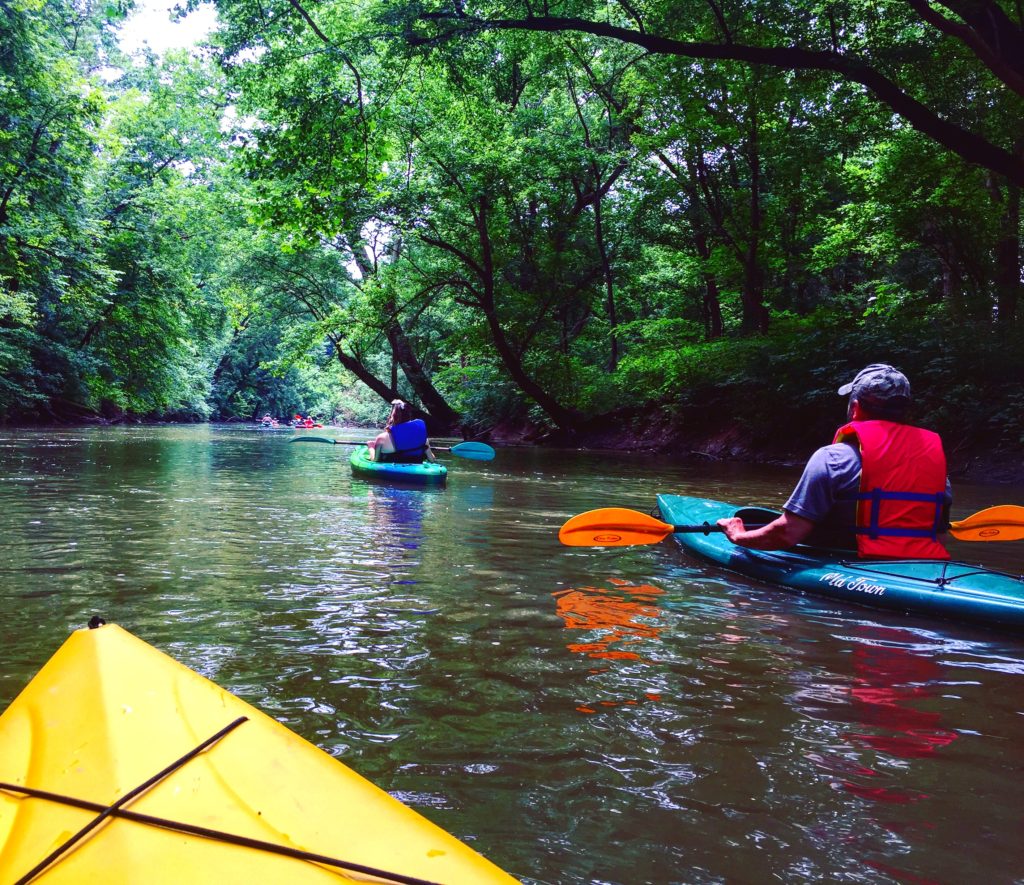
0, 1, 256, 423
433, 361, 525, 429
1, 0, 1021, 472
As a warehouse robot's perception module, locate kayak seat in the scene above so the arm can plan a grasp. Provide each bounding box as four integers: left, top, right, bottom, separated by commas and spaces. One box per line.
735, 505, 857, 554
376, 452, 426, 465
735, 507, 781, 524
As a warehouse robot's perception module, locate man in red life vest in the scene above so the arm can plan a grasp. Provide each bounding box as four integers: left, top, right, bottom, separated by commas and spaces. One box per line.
717, 364, 951, 558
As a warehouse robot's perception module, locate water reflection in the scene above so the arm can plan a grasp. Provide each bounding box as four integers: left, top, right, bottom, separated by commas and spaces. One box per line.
554, 578, 664, 662
5, 426, 1024, 884
359, 483, 430, 555
553, 578, 666, 713
799, 625, 957, 808
845, 628, 958, 761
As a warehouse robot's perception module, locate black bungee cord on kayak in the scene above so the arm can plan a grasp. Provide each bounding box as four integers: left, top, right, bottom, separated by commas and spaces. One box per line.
10, 717, 250, 885
5, 716, 442, 885
847, 559, 1024, 589
640, 516, 1024, 587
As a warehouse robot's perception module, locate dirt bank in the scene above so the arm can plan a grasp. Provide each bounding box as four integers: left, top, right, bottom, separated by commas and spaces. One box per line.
490, 418, 1024, 486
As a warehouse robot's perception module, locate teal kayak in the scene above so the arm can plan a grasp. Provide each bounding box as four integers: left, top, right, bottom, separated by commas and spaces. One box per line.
349, 446, 447, 486
657, 494, 1024, 630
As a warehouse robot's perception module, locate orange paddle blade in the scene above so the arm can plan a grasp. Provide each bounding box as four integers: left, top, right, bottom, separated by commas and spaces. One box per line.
559, 508, 674, 547
949, 505, 1024, 541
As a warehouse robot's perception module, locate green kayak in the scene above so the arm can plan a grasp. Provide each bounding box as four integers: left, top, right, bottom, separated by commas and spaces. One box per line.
349, 446, 447, 486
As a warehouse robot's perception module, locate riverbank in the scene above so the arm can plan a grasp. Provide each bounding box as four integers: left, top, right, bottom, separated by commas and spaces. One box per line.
5, 414, 1021, 486
495, 415, 1024, 486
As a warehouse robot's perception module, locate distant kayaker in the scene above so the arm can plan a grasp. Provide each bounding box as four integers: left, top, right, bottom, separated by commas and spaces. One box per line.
367, 400, 436, 464
717, 363, 951, 558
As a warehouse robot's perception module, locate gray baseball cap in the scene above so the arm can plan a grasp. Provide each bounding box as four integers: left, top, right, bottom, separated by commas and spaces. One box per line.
838, 363, 911, 404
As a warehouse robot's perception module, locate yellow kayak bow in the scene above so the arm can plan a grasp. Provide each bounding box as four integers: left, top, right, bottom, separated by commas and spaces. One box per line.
0, 622, 518, 884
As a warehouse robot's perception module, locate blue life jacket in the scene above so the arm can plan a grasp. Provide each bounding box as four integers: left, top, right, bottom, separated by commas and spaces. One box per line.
380, 419, 428, 463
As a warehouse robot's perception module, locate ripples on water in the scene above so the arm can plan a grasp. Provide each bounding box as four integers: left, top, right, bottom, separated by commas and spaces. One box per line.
2, 425, 1024, 883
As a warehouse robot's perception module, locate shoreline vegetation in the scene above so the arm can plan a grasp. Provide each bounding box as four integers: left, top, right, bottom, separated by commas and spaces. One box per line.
6, 419, 1021, 486
3, 0, 1022, 487
7, 402, 1022, 487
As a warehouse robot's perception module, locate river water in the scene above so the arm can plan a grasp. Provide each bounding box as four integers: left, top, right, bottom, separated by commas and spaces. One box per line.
2, 424, 1024, 883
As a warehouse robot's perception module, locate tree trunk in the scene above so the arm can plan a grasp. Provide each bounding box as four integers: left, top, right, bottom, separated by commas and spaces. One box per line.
702, 274, 725, 339
348, 237, 462, 430
481, 299, 585, 430
592, 192, 618, 371
329, 334, 400, 403
384, 307, 462, 431
740, 102, 770, 334
994, 180, 1021, 327
688, 221, 724, 340
472, 195, 584, 431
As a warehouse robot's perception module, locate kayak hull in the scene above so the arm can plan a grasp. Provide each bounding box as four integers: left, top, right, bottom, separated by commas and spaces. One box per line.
349, 447, 447, 486
657, 494, 1024, 630
0, 624, 515, 883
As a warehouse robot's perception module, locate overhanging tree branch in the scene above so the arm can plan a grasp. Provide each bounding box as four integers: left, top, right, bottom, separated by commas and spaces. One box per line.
285, 0, 370, 178
408, 13, 1024, 185
919, 0, 1024, 97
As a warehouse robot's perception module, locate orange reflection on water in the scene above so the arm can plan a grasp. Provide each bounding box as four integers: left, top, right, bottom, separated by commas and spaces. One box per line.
554, 578, 666, 714
553, 578, 664, 662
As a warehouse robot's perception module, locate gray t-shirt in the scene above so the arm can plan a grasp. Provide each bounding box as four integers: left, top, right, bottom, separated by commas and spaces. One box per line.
784, 441, 952, 548
785, 442, 862, 525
